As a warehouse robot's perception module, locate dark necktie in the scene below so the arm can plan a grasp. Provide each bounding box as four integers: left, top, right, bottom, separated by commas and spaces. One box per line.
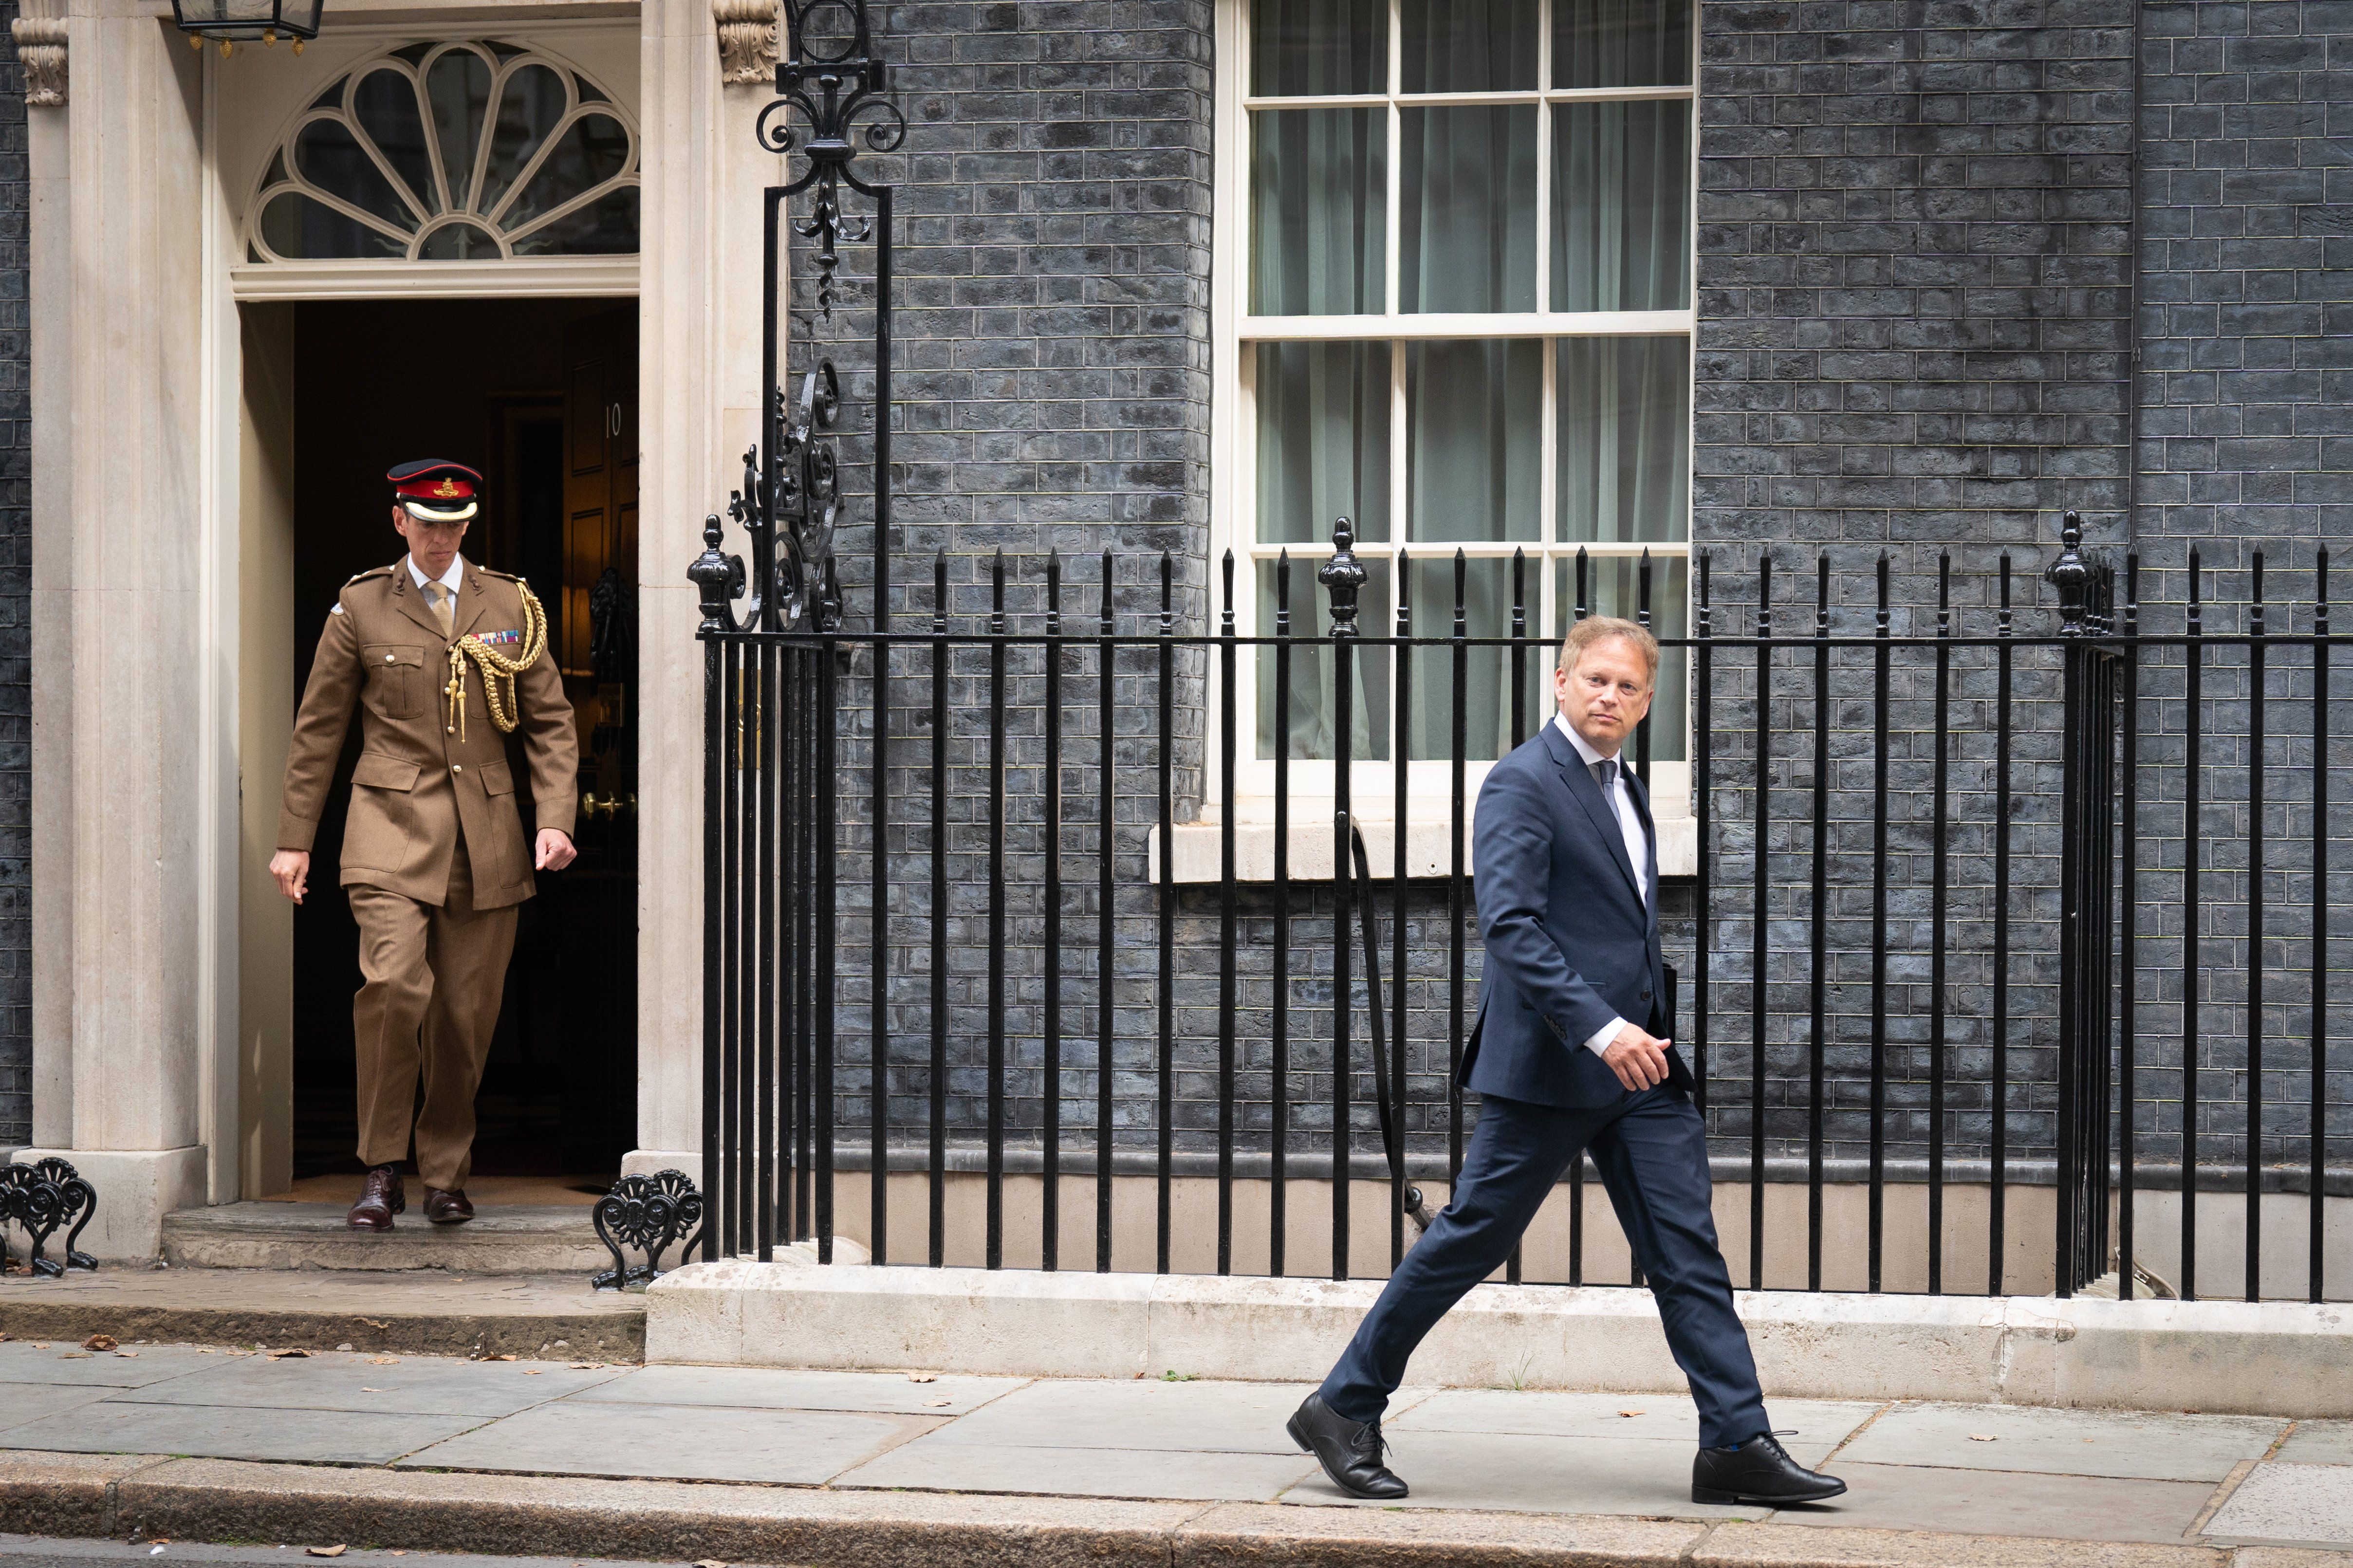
1590, 756, 1615, 796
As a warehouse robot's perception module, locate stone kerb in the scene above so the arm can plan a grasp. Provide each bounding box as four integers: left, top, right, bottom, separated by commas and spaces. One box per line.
645, 1260, 2353, 1419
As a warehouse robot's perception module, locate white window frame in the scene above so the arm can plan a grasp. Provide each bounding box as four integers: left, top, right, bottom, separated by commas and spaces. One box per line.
1206, 0, 1701, 859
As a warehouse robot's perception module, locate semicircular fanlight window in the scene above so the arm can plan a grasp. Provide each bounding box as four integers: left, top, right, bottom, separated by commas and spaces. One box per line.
246, 40, 639, 263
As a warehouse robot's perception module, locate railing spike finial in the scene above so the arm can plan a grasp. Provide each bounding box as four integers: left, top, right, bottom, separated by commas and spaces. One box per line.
2048, 509, 2093, 637
1320, 517, 1365, 639
690, 513, 747, 634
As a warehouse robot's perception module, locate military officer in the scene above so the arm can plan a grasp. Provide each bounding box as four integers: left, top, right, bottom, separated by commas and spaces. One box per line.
270, 460, 580, 1231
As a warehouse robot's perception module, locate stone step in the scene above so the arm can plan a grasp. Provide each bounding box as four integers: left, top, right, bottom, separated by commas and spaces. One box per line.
0, 1266, 644, 1359
162, 1201, 612, 1276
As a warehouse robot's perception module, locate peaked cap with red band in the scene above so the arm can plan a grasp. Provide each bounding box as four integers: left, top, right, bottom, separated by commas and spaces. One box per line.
389, 459, 482, 523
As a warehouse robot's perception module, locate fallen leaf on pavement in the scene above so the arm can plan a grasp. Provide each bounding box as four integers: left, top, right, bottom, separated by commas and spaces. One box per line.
925, 1399, 952, 1407
60, 1352, 90, 1360
1968, 1433, 1997, 1441
356, 1318, 390, 1329
906, 1372, 936, 1384
695, 1559, 727, 1567
269, 1349, 311, 1360
361, 1388, 386, 1394
368, 1357, 399, 1366
115, 1351, 140, 1359
1617, 1409, 1644, 1418
522, 1369, 543, 1376
82, 1334, 117, 1352
568, 1363, 601, 1370
306, 1547, 346, 1558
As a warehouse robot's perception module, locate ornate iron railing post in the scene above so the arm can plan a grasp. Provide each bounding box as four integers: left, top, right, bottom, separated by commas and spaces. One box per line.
691, 1, 903, 1269
2046, 510, 2122, 1296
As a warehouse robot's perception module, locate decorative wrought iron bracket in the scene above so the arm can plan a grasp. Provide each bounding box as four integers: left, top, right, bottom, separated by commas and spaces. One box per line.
591, 1169, 705, 1291
754, 1, 906, 321
0, 1158, 99, 1277
696, 1, 901, 635
693, 362, 847, 636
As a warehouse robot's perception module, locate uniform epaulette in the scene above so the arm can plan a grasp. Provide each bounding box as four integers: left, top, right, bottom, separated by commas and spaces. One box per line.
346, 567, 395, 584
475, 567, 525, 584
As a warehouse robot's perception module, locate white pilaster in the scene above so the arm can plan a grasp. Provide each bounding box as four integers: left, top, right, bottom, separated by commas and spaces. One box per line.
633, 0, 745, 1171
22, 2, 214, 1257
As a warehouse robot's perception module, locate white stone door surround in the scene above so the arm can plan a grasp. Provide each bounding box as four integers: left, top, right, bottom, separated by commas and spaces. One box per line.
21, 0, 755, 1258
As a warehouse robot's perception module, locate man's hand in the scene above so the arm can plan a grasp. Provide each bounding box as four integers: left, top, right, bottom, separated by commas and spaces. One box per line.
536, 829, 577, 871
270, 849, 310, 904
1601, 1022, 1673, 1092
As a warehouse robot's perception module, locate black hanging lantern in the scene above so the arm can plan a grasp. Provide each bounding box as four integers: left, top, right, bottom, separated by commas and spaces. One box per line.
171, 0, 324, 55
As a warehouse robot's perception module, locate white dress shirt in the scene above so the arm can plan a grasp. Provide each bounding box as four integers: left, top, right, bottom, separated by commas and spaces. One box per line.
1554, 711, 1653, 1058
407, 553, 465, 617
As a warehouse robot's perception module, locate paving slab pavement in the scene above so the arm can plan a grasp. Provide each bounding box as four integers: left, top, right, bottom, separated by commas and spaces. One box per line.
1837, 1402, 2286, 1483
0, 1344, 223, 1389
562, 1364, 1021, 1416
0, 1402, 489, 1467
0, 1345, 2344, 1564
1786, 1463, 2226, 1544
104, 1351, 628, 1417
2208, 1465, 2353, 1549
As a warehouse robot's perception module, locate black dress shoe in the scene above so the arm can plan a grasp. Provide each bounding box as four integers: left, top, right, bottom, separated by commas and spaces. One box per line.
1692, 1433, 1848, 1505
347, 1164, 405, 1232
423, 1186, 474, 1225
1288, 1392, 1409, 1500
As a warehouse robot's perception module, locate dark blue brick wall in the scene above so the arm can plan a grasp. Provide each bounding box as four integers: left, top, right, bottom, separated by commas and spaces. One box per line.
2125, 0, 2353, 1170
768, 0, 2352, 1178
0, 0, 26, 1154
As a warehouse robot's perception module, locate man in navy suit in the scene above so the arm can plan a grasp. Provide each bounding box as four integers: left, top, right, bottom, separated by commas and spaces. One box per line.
1288, 616, 1846, 1509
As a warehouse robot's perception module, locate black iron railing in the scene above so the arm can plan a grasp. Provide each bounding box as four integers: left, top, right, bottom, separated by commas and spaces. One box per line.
690, 513, 2351, 1303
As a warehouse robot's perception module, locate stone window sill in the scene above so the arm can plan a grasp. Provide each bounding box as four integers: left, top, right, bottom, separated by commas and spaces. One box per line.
1149, 812, 1698, 885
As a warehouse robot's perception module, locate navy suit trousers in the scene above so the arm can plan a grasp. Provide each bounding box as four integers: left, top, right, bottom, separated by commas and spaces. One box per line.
1318, 1087, 1769, 1450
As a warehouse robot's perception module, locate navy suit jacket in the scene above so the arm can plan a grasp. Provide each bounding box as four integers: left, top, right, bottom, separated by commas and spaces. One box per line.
1460, 722, 1694, 1109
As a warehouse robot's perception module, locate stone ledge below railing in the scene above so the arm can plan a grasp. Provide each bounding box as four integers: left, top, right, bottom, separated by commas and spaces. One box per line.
646, 1260, 2353, 1418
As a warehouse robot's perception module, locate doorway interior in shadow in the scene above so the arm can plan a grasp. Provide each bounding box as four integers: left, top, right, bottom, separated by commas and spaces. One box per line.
278, 295, 638, 1204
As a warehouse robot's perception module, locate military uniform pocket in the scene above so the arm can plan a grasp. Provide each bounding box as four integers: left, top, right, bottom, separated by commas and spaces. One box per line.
345, 753, 422, 872
361, 644, 428, 720
472, 759, 527, 885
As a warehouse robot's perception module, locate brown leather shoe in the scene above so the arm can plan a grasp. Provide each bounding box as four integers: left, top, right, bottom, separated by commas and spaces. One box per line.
423, 1186, 475, 1225
348, 1165, 405, 1231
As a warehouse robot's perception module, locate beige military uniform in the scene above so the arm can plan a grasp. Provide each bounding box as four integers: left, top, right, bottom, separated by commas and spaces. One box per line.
278, 557, 578, 1190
